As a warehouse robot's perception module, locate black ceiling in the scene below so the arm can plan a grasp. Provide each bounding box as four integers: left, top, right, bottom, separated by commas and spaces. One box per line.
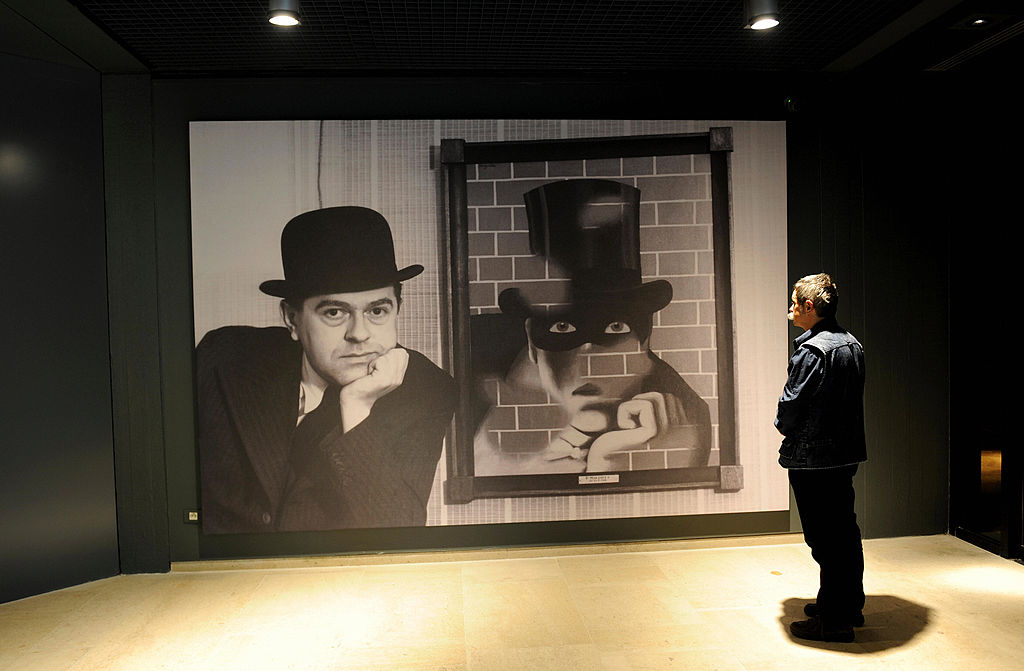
42, 1, 1024, 76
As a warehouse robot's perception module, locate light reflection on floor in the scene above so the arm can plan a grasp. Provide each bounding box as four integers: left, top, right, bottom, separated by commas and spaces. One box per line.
2, 534, 1023, 670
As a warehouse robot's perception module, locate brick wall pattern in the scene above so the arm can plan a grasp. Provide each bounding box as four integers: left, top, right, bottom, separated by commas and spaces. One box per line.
468, 155, 721, 474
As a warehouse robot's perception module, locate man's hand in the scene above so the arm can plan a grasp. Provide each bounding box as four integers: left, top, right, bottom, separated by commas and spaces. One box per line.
339, 348, 409, 432
585, 392, 669, 472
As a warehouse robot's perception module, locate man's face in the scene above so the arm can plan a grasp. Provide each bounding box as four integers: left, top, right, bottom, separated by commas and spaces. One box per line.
788, 290, 816, 331
527, 308, 654, 422
284, 286, 399, 387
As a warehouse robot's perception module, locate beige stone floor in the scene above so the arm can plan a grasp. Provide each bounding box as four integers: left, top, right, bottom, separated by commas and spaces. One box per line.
2, 534, 1023, 670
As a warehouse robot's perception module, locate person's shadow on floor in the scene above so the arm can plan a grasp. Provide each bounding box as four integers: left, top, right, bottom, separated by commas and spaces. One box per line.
780, 595, 931, 651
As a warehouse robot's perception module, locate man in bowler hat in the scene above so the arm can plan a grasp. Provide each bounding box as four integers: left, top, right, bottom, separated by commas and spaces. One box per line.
196, 207, 455, 533
474, 179, 711, 474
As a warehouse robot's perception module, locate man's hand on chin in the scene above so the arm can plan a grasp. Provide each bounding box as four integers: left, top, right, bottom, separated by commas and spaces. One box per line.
339, 348, 410, 432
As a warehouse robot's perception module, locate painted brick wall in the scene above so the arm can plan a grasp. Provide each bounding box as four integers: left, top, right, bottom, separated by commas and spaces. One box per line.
469, 155, 720, 472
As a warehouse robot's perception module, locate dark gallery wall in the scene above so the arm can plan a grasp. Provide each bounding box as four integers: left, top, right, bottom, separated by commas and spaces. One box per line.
786, 82, 952, 539
789, 76, 1012, 544
0, 53, 119, 603
102, 74, 171, 574
93, 73, 959, 568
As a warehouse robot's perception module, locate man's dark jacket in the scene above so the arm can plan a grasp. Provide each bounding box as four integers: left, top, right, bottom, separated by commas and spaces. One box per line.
197, 326, 456, 533
775, 318, 866, 469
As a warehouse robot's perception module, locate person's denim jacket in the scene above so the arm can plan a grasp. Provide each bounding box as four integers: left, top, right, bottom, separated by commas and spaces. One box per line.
775, 318, 866, 469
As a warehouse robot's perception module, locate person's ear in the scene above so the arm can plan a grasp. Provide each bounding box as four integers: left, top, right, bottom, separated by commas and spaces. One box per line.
280, 300, 301, 341
524, 318, 538, 364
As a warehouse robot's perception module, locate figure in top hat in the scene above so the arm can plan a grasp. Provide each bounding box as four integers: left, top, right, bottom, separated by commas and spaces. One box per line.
473, 179, 711, 475
196, 207, 455, 533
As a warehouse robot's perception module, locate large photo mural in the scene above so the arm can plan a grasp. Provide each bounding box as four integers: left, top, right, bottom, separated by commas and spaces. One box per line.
189, 119, 789, 534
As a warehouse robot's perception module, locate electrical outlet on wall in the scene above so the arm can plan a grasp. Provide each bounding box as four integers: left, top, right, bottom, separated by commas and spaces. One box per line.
183, 510, 200, 524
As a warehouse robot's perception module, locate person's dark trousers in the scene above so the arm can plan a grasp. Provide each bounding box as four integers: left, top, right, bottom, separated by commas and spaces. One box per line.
789, 464, 865, 625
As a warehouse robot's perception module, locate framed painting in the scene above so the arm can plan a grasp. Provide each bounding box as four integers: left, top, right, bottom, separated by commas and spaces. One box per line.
441, 130, 743, 504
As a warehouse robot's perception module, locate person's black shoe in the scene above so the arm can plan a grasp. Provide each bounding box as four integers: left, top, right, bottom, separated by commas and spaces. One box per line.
790, 617, 855, 643
803, 602, 865, 627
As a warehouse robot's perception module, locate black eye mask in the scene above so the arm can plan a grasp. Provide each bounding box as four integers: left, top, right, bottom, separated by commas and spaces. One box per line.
528, 308, 650, 352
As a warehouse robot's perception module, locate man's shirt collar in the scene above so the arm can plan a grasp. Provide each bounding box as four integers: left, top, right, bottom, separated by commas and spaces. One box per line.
297, 354, 329, 424
793, 316, 842, 348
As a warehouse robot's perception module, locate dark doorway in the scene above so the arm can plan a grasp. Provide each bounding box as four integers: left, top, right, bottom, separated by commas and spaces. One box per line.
949, 135, 1021, 561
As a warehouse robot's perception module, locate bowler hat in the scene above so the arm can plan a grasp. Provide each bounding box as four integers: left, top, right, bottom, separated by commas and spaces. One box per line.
499, 179, 672, 317
259, 206, 423, 300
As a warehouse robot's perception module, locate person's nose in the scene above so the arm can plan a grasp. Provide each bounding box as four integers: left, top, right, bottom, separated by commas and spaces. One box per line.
345, 313, 370, 343
580, 343, 613, 380
578, 343, 594, 374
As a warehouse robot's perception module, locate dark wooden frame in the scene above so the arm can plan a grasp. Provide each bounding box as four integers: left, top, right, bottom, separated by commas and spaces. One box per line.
441, 130, 741, 504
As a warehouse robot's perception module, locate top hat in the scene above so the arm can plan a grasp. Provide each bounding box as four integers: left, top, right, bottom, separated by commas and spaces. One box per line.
499, 179, 672, 317
259, 206, 423, 299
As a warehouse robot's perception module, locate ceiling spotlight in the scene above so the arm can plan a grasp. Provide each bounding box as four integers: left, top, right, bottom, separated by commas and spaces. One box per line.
744, 0, 779, 30
268, 0, 300, 26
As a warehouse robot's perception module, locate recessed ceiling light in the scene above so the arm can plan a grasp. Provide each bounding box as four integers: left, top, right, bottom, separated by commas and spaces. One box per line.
750, 17, 780, 30
268, 0, 300, 27
951, 14, 1006, 30
744, 0, 780, 31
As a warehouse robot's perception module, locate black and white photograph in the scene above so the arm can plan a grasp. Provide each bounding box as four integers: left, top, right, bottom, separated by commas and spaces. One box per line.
190, 119, 790, 532
195, 205, 456, 534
